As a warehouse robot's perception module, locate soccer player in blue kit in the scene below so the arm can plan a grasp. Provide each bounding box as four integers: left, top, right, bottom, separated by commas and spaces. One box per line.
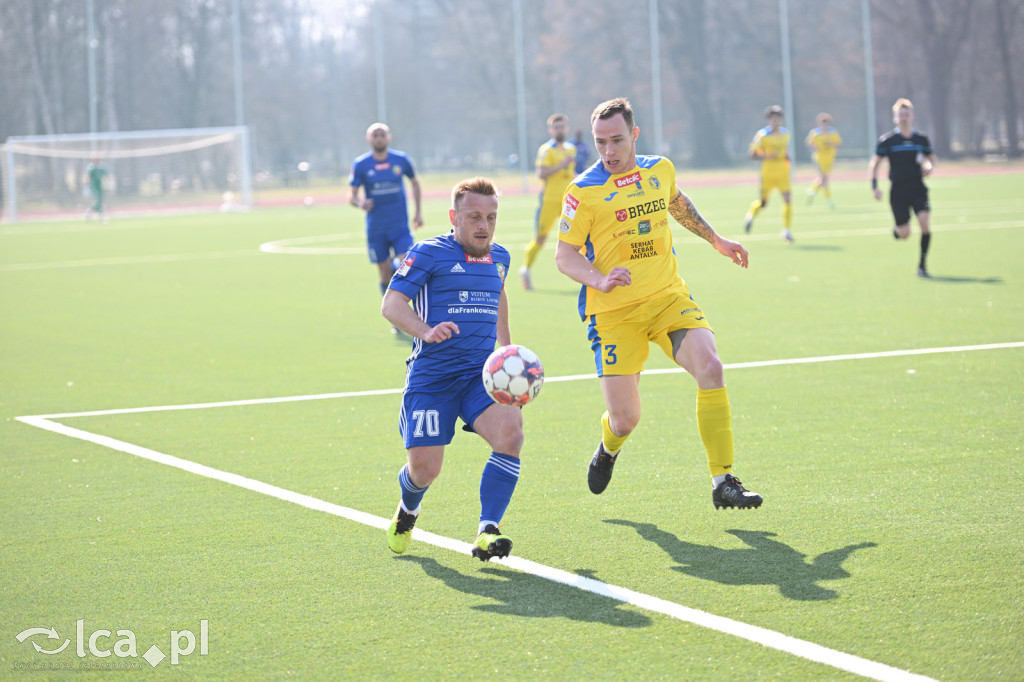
381, 177, 524, 562
349, 123, 424, 303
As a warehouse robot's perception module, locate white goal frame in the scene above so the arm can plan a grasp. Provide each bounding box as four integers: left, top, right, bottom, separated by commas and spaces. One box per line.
1, 125, 252, 223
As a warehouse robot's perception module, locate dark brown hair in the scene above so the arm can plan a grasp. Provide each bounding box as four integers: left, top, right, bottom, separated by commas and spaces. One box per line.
591, 98, 635, 130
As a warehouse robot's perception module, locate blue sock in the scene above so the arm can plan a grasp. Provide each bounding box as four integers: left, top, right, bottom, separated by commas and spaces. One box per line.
398, 464, 428, 513
479, 452, 520, 529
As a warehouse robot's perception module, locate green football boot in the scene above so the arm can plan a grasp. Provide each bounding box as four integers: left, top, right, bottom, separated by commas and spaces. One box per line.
471, 524, 512, 562
387, 504, 418, 554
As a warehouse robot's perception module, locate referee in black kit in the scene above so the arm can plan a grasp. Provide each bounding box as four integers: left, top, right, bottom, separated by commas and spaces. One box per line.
869, 97, 937, 278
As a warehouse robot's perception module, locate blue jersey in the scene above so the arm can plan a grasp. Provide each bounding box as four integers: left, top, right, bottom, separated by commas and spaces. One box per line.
349, 150, 417, 233
388, 233, 510, 389
574, 139, 591, 175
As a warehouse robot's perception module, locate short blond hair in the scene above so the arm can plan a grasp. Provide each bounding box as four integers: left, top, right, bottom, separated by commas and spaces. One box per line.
365, 122, 390, 137
451, 177, 499, 209
892, 98, 913, 116
547, 113, 568, 127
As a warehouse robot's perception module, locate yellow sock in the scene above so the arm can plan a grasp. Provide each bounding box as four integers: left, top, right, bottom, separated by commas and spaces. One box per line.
782, 202, 793, 228
747, 199, 763, 218
523, 239, 542, 269
697, 387, 734, 478
823, 186, 832, 199
601, 411, 628, 454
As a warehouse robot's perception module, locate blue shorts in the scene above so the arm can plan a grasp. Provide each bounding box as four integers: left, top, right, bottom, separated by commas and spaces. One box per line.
399, 372, 494, 448
367, 225, 414, 264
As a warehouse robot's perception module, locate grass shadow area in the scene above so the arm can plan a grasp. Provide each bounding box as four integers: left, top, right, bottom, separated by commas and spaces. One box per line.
605, 520, 876, 601
394, 555, 651, 627
923, 274, 1004, 284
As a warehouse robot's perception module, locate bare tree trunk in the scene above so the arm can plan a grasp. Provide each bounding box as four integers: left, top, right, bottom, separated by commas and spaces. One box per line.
50, 0, 69, 134
914, 0, 973, 157
102, 6, 119, 133
662, 0, 730, 167
23, 1, 65, 203
25, 3, 57, 135
687, 0, 729, 167
995, 0, 1021, 156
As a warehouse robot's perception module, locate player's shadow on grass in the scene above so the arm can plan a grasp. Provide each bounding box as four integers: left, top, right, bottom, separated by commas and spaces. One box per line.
605, 520, 876, 601
394, 555, 650, 628
923, 274, 1003, 284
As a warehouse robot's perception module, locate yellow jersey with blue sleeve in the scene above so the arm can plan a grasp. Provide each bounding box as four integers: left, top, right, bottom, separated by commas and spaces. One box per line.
806, 126, 842, 171
536, 140, 577, 206
750, 126, 791, 194
557, 155, 686, 318
749, 126, 791, 170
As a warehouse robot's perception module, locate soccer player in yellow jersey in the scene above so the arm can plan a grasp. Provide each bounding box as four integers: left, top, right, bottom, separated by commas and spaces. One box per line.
744, 105, 794, 243
555, 97, 763, 510
521, 113, 576, 290
806, 112, 842, 208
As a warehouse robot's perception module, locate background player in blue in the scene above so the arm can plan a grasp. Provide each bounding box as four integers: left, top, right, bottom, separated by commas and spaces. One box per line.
349, 122, 424, 303
573, 129, 592, 174
381, 177, 524, 562
869, 98, 937, 277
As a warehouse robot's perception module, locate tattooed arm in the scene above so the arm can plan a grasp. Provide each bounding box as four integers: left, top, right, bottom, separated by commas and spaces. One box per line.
668, 190, 717, 242
668, 189, 749, 268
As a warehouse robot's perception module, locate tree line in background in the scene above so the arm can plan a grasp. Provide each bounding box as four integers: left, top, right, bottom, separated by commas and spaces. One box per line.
1, 0, 1021, 182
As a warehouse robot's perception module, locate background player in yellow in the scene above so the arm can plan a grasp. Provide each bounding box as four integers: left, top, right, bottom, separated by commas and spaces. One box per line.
520, 113, 576, 290
806, 112, 842, 208
554, 97, 763, 510
744, 105, 794, 243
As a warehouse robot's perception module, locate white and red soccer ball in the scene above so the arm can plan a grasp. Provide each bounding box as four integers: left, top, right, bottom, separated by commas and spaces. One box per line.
482, 344, 544, 407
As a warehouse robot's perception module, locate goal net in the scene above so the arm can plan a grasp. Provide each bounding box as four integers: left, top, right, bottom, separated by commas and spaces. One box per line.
1, 126, 252, 223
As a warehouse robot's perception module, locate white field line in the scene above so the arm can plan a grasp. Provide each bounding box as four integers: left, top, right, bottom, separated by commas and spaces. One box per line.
258, 233, 362, 255
703, 218, 1024, 242
5, 218, 1023, 269
26, 342, 1024, 420
16, 413, 937, 682
17, 342, 1022, 680
0, 249, 257, 272
267, 218, 1024, 253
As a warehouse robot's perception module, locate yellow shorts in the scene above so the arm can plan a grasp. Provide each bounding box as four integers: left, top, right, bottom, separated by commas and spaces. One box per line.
760, 166, 791, 196
586, 287, 713, 376
535, 200, 562, 238
815, 153, 836, 175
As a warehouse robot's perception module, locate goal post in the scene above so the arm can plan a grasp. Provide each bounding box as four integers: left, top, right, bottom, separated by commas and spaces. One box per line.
1, 125, 252, 223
